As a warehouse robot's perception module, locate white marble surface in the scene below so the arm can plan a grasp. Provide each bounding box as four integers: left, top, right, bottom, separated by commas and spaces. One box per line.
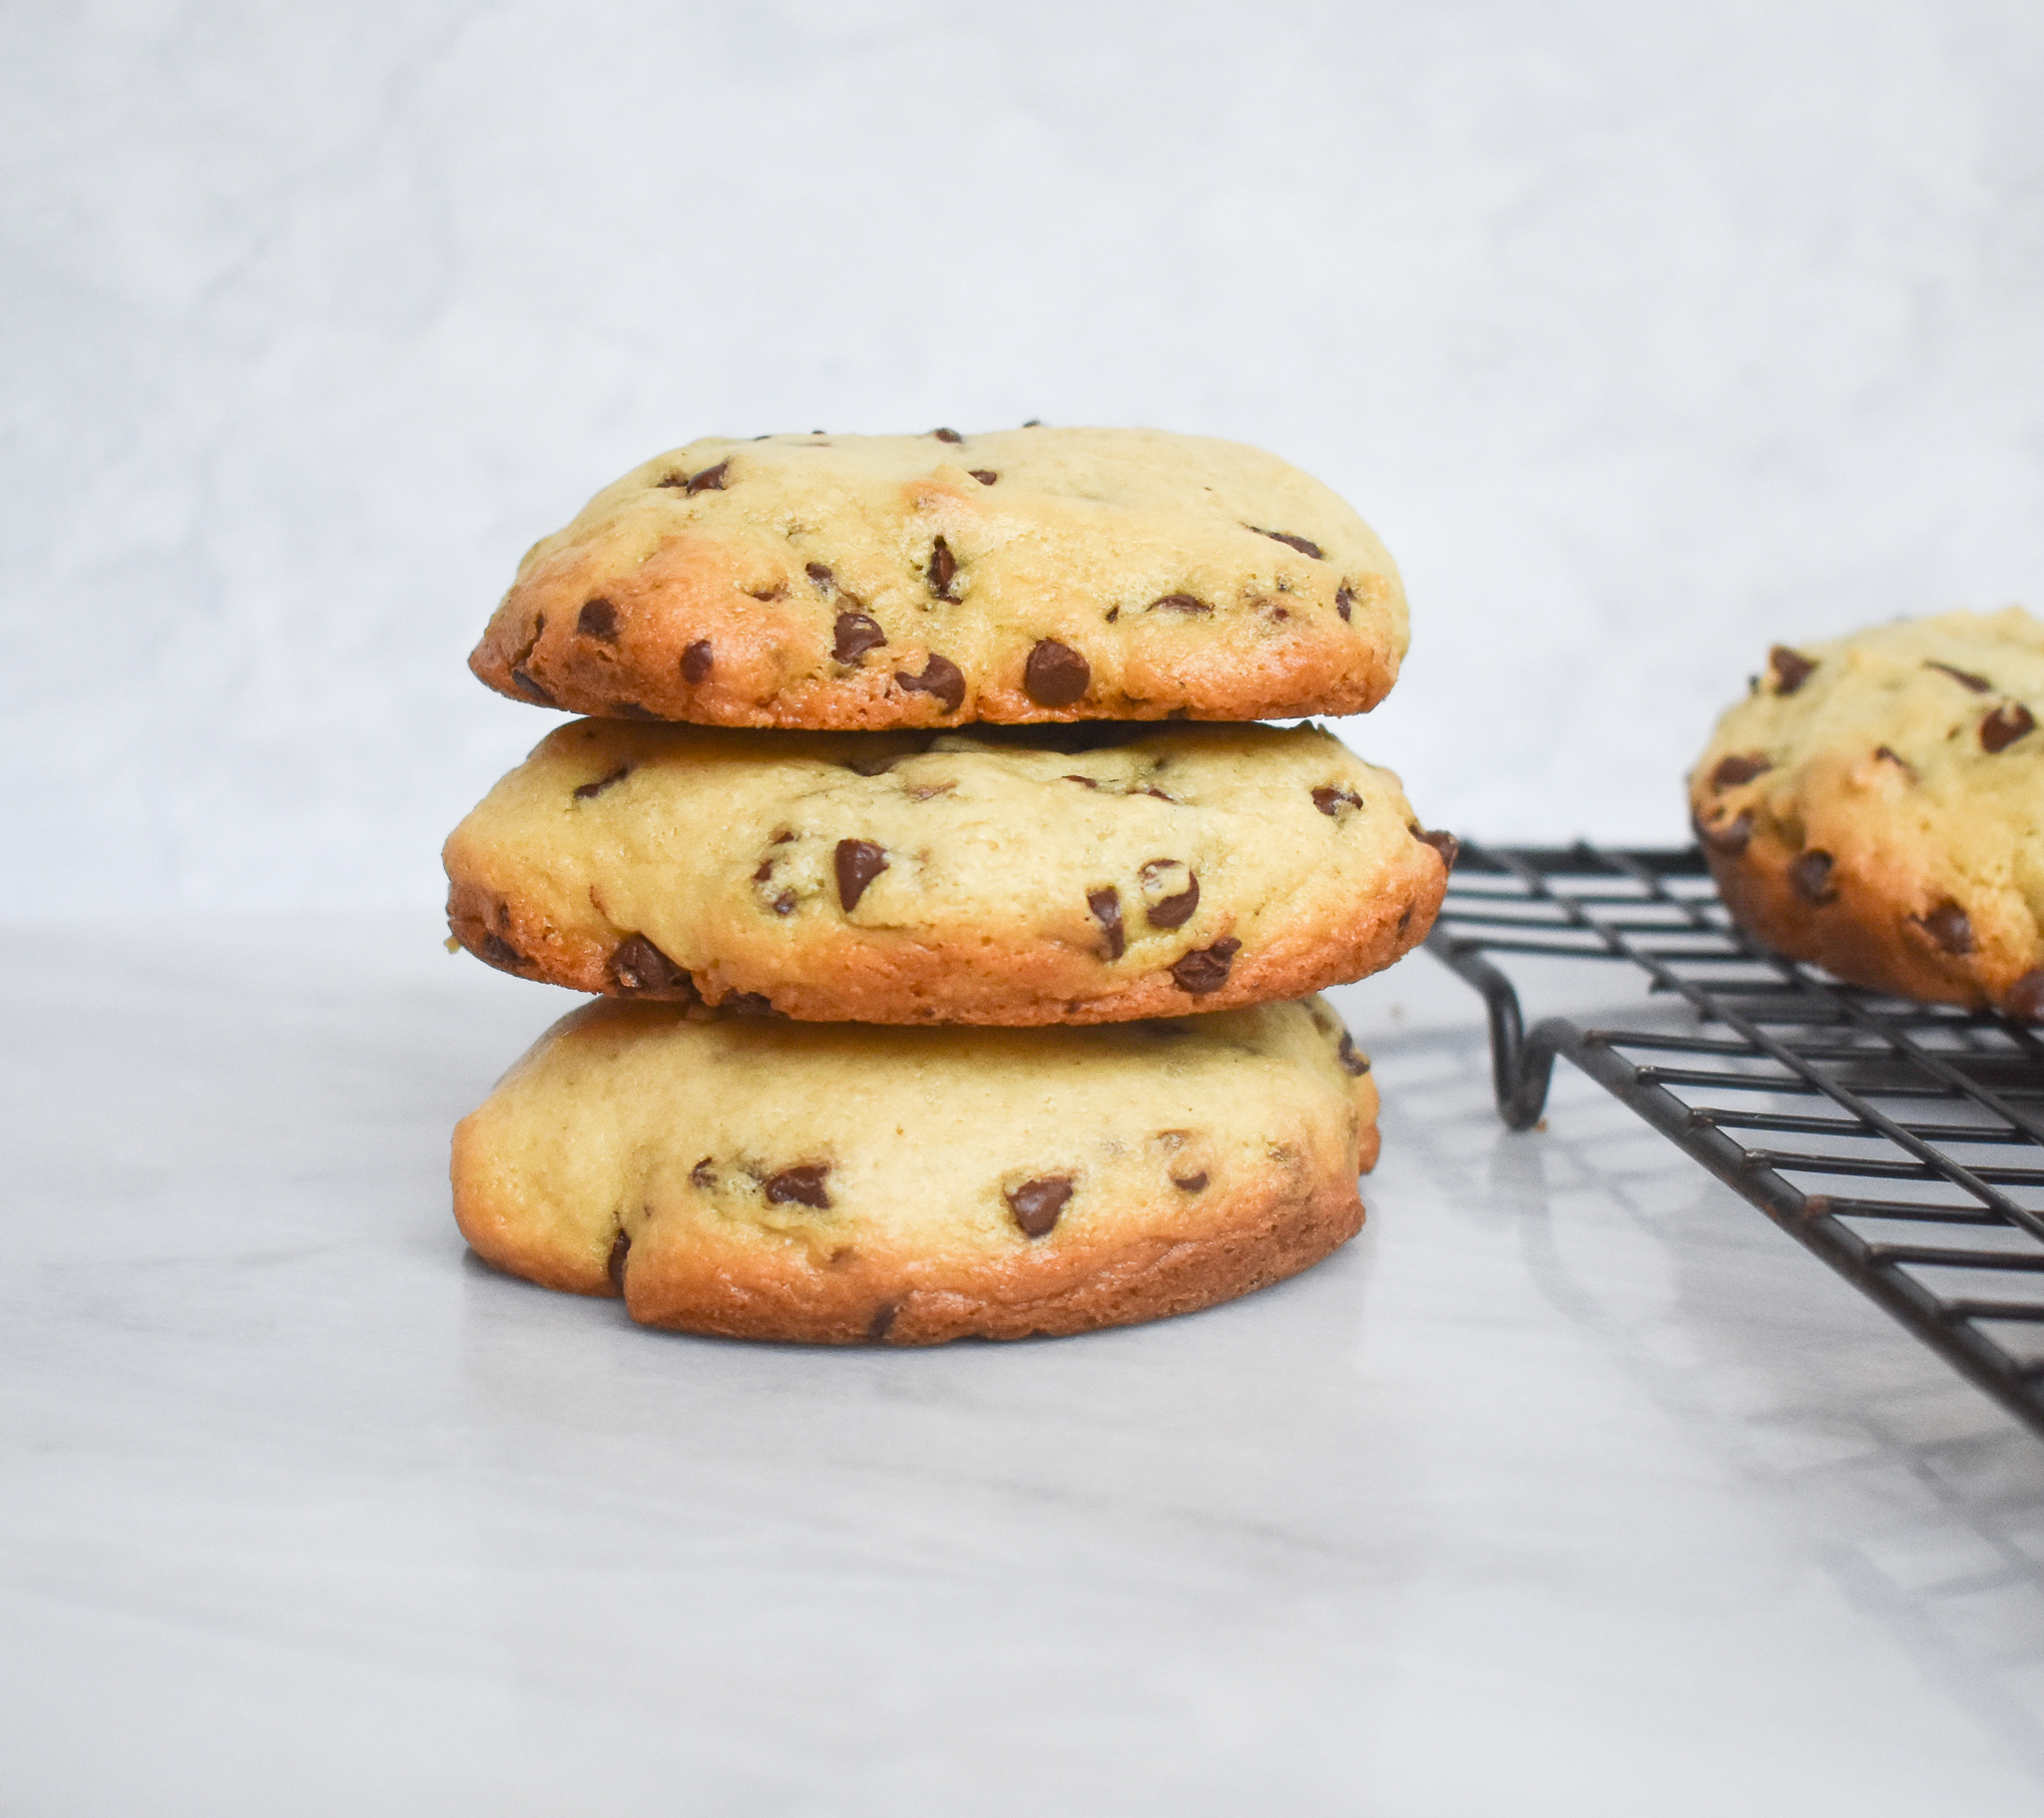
8, 918, 2044, 1813
6, 1, 2044, 914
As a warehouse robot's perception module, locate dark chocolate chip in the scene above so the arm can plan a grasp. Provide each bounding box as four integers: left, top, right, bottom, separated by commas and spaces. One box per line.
691, 1157, 717, 1188
833, 612, 887, 665
1104, 606, 1120, 624
1088, 887, 1126, 960
2008, 970, 2044, 1024
573, 764, 631, 800
1337, 1033, 1370, 1077
1710, 754, 1772, 789
926, 536, 959, 600
723, 992, 775, 1017
682, 640, 715, 684
1695, 809, 1754, 856
765, 1164, 831, 1208
866, 1301, 899, 1342
1170, 938, 1241, 995
1770, 646, 1815, 693
1063, 773, 1100, 789
609, 933, 693, 996
931, 427, 963, 443
1024, 640, 1091, 707
969, 469, 998, 485
843, 752, 902, 777
1925, 660, 1992, 693
577, 597, 620, 642
606, 1228, 630, 1294
1172, 1171, 1209, 1192
1915, 900, 1974, 955
1789, 849, 1836, 905
835, 838, 888, 910
1415, 827, 1460, 869
1335, 583, 1355, 622
1397, 904, 1413, 935
1141, 859, 1200, 929
509, 667, 556, 705
609, 700, 660, 720
685, 459, 731, 494
479, 932, 524, 970
770, 890, 796, 915
1252, 526, 1324, 559
1312, 785, 1362, 815
895, 653, 966, 712
1982, 702, 2036, 753
1149, 593, 1212, 615
805, 561, 834, 586
752, 861, 773, 882
1006, 1175, 1073, 1238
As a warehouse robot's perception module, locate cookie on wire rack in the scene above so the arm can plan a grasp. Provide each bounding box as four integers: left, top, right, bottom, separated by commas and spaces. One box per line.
1690, 607, 2044, 1021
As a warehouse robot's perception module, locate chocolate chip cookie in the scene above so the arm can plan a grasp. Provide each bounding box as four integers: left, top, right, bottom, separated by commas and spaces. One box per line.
469, 427, 1406, 727
445, 718, 1452, 1025
1691, 607, 2044, 1020
452, 994, 1379, 1344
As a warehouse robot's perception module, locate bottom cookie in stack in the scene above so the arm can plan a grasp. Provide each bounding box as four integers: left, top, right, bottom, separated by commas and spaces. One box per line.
453, 995, 1379, 1344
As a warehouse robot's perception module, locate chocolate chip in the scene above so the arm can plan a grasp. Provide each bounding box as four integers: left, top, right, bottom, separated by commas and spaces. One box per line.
1312, 785, 1362, 815
1172, 1171, 1209, 1192
1337, 1033, 1370, 1077
1915, 900, 1974, 954
609, 933, 693, 996
1170, 938, 1240, 995
970, 469, 998, 485
2008, 970, 2044, 1024
1335, 583, 1355, 622
866, 1302, 899, 1342
931, 427, 963, 443
1982, 701, 2036, 753
1874, 745, 1917, 777
1063, 773, 1100, 789
1252, 527, 1324, 559
835, 838, 888, 910
1789, 849, 1836, 905
833, 612, 886, 665
1710, 754, 1772, 789
1024, 640, 1090, 706
1696, 810, 1754, 856
682, 640, 715, 684
607, 1229, 630, 1293
765, 1164, 831, 1208
1925, 660, 1992, 693
573, 764, 631, 800
770, 890, 796, 915
509, 667, 556, 705
1006, 1175, 1073, 1237
1415, 827, 1460, 869
805, 561, 834, 586
723, 992, 775, 1017
926, 536, 959, 600
1149, 594, 1212, 615
1088, 887, 1125, 960
479, 932, 524, 970
843, 752, 902, 777
578, 597, 620, 642
609, 700, 660, 719
685, 459, 731, 494
1140, 859, 1200, 929
1770, 646, 1815, 693
1022, 418, 1043, 427
691, 1157, 716, 1188
1105, 606, 1120, 624
895, 653, 965, 712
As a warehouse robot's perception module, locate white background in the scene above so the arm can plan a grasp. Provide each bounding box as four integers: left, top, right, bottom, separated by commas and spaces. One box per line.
6, 0, 2042, 914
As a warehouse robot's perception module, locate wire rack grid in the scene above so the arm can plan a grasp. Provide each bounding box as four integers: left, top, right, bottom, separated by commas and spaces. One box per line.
1423, 841, 2044, 1440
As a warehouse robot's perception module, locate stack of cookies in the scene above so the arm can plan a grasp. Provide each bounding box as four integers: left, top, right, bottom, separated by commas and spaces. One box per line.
444, 427, 1453, 1344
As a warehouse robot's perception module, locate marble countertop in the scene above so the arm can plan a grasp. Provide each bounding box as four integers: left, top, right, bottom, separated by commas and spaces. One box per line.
7, 915, 2044, 1814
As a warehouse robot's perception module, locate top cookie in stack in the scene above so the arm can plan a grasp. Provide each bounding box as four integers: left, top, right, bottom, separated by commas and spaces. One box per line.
468, 426, 1407, 728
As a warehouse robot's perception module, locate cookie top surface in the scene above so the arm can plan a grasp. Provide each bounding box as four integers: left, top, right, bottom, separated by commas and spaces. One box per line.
452, 994, 1378, 1343
445, 718, 1451, 1024
1691, 607, 2044, 1016
469, 427, 1407, 727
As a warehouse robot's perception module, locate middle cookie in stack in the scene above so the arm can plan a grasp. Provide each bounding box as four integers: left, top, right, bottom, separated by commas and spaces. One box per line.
447, 426, 1448, 1342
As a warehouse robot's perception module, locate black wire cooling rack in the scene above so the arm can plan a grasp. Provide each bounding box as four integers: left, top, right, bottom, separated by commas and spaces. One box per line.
1424, 841, 2044, 1439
